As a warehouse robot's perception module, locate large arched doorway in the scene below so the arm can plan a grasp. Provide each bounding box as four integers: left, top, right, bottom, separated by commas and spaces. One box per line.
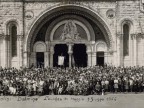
25, 5, 112, 68
33, 41, 46, 68
36, 52, 44, 68
97, 52, 104, 66
73, 44, 87, 67
96, 41, 107, 66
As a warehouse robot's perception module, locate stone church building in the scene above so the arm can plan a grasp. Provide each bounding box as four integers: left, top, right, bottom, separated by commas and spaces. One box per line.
0, 0, 144, 68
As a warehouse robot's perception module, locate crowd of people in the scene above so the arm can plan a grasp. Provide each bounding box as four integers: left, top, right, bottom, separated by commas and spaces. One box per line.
0, 65, 144, 96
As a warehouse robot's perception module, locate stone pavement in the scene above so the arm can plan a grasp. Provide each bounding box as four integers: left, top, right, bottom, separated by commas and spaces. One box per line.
0, 93, 144, 108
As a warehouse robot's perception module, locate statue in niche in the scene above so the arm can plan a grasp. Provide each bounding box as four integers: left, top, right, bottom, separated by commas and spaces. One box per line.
60, 20, 81, 41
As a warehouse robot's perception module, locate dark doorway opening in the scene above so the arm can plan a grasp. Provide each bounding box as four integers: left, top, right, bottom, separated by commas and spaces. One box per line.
97, 52, 104, 66
53, 44, 69, 67
73, 44, 87, 67
36, 52, 44, 68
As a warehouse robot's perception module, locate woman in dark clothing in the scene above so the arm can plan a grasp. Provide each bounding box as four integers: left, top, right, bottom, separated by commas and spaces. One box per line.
124, 78, 129, 93
133, 79, 138, 93
109, 78, 114, 93
95, 82, 101, 95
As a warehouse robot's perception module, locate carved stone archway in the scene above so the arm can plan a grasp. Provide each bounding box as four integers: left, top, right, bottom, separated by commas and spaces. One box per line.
24, 4, 113, 67
45, 15, 94, 42
24, 4, 113, 53
31, 41, 48, 68
33, 41, 46, 52
96, 41, 107, 52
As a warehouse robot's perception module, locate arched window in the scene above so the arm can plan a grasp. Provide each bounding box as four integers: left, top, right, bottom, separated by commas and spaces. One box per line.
10, 25, 17, 57
123, 24, 129, 56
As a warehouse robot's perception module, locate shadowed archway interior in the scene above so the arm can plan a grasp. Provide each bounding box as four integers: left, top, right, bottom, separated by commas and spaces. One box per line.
73, 44, 87, 67
53, 44, 69, 67
36, 52, 44, 68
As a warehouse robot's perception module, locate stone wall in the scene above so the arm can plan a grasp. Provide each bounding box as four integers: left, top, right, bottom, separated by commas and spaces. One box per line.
0, 0, 144, 67
0, 2, 23, 68
24, 1, 116, 42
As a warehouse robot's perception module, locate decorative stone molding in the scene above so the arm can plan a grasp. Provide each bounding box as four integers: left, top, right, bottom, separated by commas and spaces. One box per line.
59, 20, 83, 41
25, 10, 34, 20
0, 34, 24, 41
131, 34, 137, 39
131, 33, 144, 39
33, 41, 46, 52
137, 33, 144, 39
116, 33, 123, 39
0, 33, 4, 40
47, 15, 93, 42
17, 35, 24, 41
106, 9, 115, 19
60, 0, 82, 4
86, 44, 92, 53
0, 34, 10, 40
116, 33, 144, 40
95, 40, 107, 52
68, 44, 73, 54
108, 50, 115, 55
50, 45, 55, 54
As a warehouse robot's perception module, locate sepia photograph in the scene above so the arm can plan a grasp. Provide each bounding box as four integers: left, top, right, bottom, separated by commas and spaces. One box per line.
0, 0, 144, 108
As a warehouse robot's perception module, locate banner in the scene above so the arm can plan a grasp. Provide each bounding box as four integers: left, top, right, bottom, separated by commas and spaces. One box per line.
58, 56, 64, 66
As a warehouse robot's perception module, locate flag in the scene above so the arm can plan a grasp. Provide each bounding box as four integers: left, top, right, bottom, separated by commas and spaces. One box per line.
58, 56, 64, 66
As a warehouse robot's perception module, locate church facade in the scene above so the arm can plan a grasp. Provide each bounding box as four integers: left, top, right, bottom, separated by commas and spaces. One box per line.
0, 0, 144, 68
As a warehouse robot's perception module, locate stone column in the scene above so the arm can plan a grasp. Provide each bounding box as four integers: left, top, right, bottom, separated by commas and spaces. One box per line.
23, 51, 30, 68
3, 35, 10, 68
131, 34, 135, 66
69, 53, 72, 68
68, 44, 73, 68
0, 35, 2, 66
5, 35, 10, 68
17, 35, 23, 68
50, 45, 54, 67
133, 34, 137, 66
45, 41, 49, 68
91, 52, 96, 66
87, 52, 92, 67
0, 34, 7, 67
104, 52, 108, 65
30, 52, 36, 67
44, 51, 49, 68
91, 44, 96, 66
117, 33, 123, 66
87, 44, 92, 67
130, 34, 133, 66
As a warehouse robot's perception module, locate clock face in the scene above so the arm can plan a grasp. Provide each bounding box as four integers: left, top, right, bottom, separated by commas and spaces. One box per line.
106, 9, 115, 19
